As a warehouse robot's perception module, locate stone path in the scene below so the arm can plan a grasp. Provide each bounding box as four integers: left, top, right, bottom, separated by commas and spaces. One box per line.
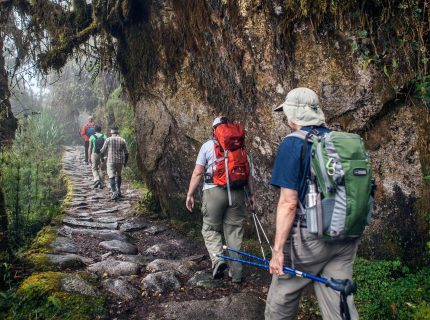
48, 146, 266, 319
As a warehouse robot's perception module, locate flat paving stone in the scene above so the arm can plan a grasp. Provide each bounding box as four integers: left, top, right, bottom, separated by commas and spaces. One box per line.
70, 202, 88, 207
99, 240, 138, 254
50, 237, 80, 254
63, 218, 118, 230
93, 209, 119, 215
67, 212, 91, 218
117, 254, 154, 266
88, 260, 140, 276
96, 217, 125, 223
119, 221, 147, 232
146, 293, 265, 320
59, 226, 128, 241
46, 254, 93, 270
144, 225, 168, 235
187, 271, 223, 289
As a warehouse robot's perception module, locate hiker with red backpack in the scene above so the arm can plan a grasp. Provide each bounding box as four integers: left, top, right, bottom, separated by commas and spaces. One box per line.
80, 115, 96, 165
88, 125, 107, 189
186, 116, 255, 283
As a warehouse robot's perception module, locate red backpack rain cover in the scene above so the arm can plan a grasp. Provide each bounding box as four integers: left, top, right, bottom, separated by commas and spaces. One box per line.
213, 123, 250, 188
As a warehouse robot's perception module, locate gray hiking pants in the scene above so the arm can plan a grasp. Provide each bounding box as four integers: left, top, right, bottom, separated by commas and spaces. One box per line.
201, 187, 246, 280
265, 227, 359, 320
91, 153, 105, 182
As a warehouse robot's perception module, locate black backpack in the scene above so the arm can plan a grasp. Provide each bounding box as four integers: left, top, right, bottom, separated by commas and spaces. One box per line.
94, 135, 105, 154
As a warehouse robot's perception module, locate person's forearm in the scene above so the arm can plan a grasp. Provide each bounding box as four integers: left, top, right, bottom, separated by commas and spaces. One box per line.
187, 171, 203, 196
273, 202, 296, 253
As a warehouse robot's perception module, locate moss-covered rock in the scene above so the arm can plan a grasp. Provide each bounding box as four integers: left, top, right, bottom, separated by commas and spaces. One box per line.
7, 272, 106, 320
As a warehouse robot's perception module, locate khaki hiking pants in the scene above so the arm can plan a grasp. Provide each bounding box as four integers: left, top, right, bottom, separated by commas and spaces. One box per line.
91, 153, 106, 182
265, 227, 359, 320
201, 187, 246, 280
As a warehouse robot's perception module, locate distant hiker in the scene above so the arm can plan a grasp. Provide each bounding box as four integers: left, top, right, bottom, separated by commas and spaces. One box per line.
265, 88, 373, 320
100, 125, 129, 200
186, 116, 255, 283
88, 125, 107, 189
80, 115, 96, 165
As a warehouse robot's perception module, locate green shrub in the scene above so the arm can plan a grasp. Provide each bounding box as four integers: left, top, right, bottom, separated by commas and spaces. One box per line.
6, 272, 106, 320
354, 258, 430, 319
0, 111, 66, 250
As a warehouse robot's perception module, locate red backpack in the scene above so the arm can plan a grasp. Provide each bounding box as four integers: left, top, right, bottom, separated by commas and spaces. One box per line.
213, 124, 250, 191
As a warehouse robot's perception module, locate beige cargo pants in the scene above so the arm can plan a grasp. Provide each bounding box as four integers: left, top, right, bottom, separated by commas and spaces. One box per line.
91, 153, 106, 182
265, 227, 359, 320
201, 186, 246, 280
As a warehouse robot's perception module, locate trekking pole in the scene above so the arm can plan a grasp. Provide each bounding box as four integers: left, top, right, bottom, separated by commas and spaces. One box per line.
217, 247, 356, 320
217, 246, 357, 294
244, 189, 273, 261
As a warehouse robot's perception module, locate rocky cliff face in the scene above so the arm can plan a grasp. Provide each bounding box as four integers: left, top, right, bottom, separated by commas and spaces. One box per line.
126, 1, 428, 259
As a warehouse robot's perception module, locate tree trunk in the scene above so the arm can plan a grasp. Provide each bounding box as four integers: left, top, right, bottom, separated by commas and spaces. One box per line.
0, 13, 17, 145
0, 2, 17, 288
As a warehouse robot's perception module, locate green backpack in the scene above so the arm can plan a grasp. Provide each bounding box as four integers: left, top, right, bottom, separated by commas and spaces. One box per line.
292, 130, 374, 240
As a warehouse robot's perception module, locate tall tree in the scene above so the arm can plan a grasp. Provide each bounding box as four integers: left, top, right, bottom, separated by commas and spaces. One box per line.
0, 0, 17, 288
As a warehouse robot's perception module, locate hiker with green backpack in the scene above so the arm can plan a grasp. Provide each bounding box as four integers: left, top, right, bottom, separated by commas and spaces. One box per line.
88, 125, 107, 189
265, 87, 374, 320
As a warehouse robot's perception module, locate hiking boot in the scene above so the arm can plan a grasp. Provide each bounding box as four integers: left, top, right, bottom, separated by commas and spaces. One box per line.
228, 270, 242, 284
212, 261, 227, 279
110, 192, 119, 201
93, 181, 100, 189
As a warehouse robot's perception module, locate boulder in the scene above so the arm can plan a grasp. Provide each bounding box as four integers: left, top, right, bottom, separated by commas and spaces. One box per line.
141, 271, 180, 293
102, 278, 140, 300
146, 259, 198, 277
60, 274, 99, 297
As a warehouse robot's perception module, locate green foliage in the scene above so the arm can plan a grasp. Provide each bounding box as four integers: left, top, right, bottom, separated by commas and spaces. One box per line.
137, 189, 161, 216
0, 111, 66, 251
415, 75, 430, 108
5, 272, 106, 320
354, 258, 430, 319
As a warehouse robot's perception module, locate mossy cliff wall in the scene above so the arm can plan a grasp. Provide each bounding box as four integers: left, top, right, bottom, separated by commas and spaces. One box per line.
121, 1, 428, 259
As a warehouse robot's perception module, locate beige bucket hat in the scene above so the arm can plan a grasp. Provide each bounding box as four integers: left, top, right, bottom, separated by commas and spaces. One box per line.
274, 87, 326, 126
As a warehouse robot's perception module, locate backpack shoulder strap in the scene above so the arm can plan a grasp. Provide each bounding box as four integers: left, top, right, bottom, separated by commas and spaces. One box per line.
285, 129, 308, 140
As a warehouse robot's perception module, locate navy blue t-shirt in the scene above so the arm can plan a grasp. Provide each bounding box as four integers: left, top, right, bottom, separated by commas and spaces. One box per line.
270, 126, 331, 205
